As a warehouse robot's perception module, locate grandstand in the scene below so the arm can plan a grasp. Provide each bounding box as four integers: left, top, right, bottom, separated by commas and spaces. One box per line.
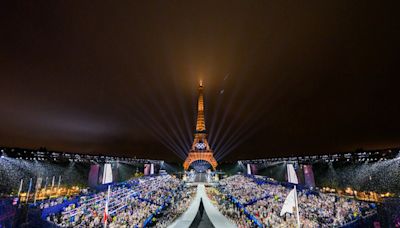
0, 146, 399, 227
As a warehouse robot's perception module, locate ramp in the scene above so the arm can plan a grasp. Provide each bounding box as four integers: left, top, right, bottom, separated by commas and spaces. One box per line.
168, 184, 236, 228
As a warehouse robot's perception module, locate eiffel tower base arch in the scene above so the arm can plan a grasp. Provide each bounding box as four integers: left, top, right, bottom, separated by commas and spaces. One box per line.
183, 152, 217, 170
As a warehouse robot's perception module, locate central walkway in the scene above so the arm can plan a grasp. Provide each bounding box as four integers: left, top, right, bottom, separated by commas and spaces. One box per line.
168, 184, 236, 228
195, 173, 206, 182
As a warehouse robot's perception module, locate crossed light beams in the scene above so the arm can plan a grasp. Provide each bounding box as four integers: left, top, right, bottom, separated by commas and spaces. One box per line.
213, 87, 261, 159
213, 92, 285, 161
116, 90, 187, 159
215, 99, 267, 161
129, 95, 188, 160
119, 77, 192, 160
153, 77, 193, 152
208, 79, 240, 149
207, 74, 232, 141
206, 78, 268, 161
208, 76, 253, 159
208, 72, 291, 161
145, 88, 188, 154
117, 73, 276, 162
114, 72, 266, 162
171, 75, 194, 146
215, 86, 273, 160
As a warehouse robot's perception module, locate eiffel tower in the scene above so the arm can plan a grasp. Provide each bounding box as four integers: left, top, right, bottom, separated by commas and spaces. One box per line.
183, 80, 218, 170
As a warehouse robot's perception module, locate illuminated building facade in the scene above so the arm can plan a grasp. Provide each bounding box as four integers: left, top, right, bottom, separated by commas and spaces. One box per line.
183, 81, 217, 170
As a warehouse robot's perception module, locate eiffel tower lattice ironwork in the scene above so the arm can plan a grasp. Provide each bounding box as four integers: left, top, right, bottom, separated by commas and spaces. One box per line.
183, 80, 218, 170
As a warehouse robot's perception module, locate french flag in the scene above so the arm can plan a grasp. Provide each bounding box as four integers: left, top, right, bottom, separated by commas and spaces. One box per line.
103, 185, 111, 227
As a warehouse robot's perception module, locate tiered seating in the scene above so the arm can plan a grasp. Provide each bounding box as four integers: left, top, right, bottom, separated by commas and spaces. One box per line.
217, 175, 377, 228
45, 175, 188, 227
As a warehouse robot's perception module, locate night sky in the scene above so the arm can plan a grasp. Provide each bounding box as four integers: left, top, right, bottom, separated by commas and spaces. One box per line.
0, 1, 399, 162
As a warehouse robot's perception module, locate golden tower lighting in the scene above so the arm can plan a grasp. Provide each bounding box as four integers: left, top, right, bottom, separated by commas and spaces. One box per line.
183, 81, 218, 170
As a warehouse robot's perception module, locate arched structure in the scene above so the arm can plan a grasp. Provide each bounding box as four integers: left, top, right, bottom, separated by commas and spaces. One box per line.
188, 159, 213, 172
183, 81, 217, 170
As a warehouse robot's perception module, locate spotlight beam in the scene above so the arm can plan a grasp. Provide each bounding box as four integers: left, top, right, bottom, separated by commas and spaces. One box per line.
172, 76, 194, 146
145, 94, 189, 154
212, 85, 262, 157
127, 96, 187, 159
208, 82, 239, 148
213, 89, 254, 155
137, 80, 190, 155
215, 102, 267, 160
151, 80, 191, 152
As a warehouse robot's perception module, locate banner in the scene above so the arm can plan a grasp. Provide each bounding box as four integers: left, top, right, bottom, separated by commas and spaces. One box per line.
287, 164, 298, 184
144, 164, 150, 176
102, 164, 113, 184
150, 164, 154, 175
89, 164, 100, 188
303, 165, 315, 187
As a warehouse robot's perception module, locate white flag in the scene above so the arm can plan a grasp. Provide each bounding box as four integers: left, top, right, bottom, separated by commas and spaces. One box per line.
287, 164, 298, 184
280, 188, 296, 216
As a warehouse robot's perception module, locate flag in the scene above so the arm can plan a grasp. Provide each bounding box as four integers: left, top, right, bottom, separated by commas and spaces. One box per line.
103, 185, 111, 226
284, 164, 301, 228
103, 202, 108, 223
280, 188, 296, 216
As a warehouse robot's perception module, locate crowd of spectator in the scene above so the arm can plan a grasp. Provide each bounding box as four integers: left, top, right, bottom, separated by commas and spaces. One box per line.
206, 187, 255, 228
217, 175, 377, 228
155, 186, 196, 227
41, 173, 378, 228
37, 188, 89, 210
46, 175, 189, 227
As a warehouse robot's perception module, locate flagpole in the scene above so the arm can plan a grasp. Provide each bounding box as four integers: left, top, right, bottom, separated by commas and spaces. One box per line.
287, 163, 300, 228
51, 176, 55, 190
26, 178, 32, 203
45, 176, 48, 189
104, 184, 110, 228
57, 176, 61, 192
294, 185, 300, 228
33, 183, 38, 205
17, 179, 23, 198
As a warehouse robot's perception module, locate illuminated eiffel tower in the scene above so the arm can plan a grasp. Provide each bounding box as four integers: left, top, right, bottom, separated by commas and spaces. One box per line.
183, 80, 218, 170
